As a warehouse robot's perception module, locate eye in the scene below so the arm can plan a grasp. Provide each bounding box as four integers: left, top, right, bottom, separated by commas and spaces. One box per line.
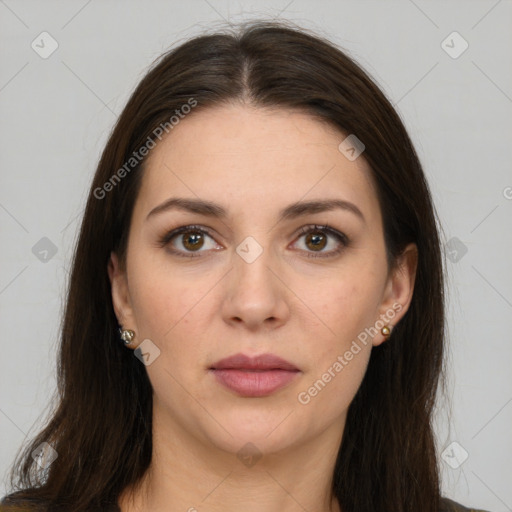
158, 225, 220, 258
158, 224, 349, 259
292, 224, 349, 259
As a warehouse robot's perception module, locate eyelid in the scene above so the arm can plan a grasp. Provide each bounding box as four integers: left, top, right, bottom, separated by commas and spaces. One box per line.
158, 223, 349, 259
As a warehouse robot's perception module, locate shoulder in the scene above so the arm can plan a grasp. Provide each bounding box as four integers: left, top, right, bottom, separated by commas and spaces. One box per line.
0, 495, 120, 512
1, 495, 489, 512
0, 504, 33, 511
0, 495, 44, 512
440, 496, 492, 512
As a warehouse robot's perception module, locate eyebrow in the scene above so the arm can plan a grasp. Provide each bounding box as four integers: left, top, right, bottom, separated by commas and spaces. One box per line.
146, 197, 365, 224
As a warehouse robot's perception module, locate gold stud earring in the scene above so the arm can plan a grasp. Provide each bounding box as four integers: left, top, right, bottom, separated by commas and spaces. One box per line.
381, 325, 392, 338
119, 328, 135, 346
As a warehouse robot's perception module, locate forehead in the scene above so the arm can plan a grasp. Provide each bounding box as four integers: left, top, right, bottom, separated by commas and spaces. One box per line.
136, 103, 379, 222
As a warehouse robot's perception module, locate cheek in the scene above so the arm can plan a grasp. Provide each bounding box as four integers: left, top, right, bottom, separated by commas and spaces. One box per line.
316, 346, 372, 420
127, 253, 212, 339
319, 280, 381, 344
297, 282, 377, 422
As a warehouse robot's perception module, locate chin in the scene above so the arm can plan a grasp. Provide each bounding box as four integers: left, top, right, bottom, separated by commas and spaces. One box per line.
199, 414, 302, 456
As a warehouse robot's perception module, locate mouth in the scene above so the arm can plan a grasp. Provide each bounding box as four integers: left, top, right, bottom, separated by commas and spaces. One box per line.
209, 352, 299, 371
209, 353, 300, 397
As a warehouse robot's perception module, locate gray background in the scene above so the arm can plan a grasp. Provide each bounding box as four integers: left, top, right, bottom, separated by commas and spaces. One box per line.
1, 1, 511, 510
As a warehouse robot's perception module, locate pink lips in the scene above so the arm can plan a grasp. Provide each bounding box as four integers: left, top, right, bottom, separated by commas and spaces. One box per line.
209, 353, 300, 397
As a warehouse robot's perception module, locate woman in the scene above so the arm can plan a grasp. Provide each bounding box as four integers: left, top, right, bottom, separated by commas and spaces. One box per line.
1, 19, 490, 512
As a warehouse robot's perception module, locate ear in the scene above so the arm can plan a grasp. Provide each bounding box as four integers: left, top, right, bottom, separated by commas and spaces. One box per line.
108, 251, 137, 335
373, 242, 418, 346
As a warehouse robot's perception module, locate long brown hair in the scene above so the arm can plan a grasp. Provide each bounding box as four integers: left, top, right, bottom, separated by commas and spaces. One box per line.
2, 19, 446, 512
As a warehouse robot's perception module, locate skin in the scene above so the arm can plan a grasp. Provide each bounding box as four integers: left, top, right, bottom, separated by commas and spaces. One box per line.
109, 103, 417, 512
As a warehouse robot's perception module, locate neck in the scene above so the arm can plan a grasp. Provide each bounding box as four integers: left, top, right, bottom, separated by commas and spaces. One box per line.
118, 400, 345, 512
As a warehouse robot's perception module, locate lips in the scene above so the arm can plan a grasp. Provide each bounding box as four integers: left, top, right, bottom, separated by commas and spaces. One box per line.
209, 353, 300, 397
210, 352, 299, 371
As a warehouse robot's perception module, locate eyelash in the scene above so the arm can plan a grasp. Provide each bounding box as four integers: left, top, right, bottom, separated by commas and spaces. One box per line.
158, 224, 349, 259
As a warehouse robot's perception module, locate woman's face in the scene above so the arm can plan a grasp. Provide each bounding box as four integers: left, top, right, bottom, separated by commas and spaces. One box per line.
109, 103, 417, 456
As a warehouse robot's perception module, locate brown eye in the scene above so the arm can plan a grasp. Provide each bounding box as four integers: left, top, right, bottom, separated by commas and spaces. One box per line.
294, 225, 348, 259
158, 225, 220, 258
159, 224, 348, 260
181, 230, 205, 251
304, 231, 328, 252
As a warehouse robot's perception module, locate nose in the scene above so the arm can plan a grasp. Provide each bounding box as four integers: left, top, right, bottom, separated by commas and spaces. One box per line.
221, 239, 290, 331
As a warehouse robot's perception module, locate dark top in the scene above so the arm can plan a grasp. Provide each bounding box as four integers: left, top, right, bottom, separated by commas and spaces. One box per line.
441, 497, 491, 512
0, 496, 492, 511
